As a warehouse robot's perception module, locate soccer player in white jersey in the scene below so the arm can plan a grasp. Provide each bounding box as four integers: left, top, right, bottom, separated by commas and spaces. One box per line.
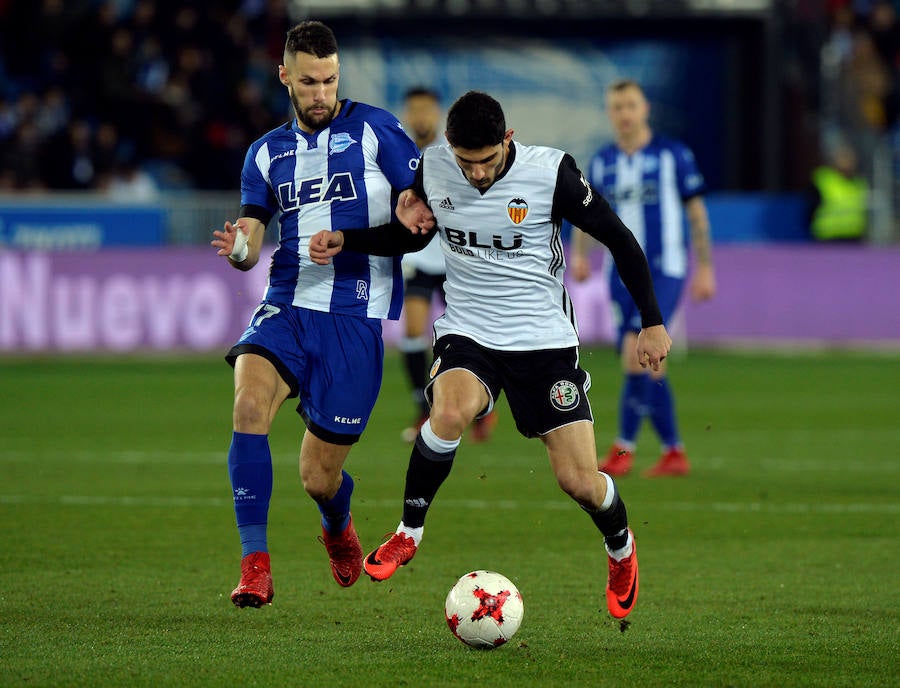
398, 86, 497, 443
570, 79, 716, 478
309, 91, 672, 620
210, 21, 420, 608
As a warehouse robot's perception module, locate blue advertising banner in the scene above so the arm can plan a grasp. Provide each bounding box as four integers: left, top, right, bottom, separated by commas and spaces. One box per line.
0, 201, 166, 249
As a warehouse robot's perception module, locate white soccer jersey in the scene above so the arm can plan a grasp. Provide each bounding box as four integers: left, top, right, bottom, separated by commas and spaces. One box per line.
421, 143, 575, 351
402, 139, 447, 276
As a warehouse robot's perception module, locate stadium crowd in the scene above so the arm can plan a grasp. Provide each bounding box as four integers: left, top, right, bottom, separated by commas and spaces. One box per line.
0, 0, 897, 193
823, 0, 900, 180
0, 0, 292, 192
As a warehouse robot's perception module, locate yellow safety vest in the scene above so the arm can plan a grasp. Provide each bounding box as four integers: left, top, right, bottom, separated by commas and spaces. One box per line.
810, 166, 868, 241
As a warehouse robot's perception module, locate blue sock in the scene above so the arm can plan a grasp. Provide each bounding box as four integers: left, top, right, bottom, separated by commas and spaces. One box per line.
648, 376, 681, 448
619, 373, 650, 443
318, 470, 354, 535
228, 431, 273, 557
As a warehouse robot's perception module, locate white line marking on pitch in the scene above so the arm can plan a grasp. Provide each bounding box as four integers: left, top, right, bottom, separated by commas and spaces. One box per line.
0, 495, 897, 514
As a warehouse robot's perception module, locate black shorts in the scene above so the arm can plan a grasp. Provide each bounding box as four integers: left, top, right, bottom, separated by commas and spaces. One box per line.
405, 268, 446, 302
425, 334, 593, 439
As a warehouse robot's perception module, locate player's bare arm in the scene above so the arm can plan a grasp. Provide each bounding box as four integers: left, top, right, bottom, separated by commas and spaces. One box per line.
569, 228, 596, 282
211, 217, 266, 271
309, 230, 345, 265
396, 189, 436, 234
685, 196, 716, 301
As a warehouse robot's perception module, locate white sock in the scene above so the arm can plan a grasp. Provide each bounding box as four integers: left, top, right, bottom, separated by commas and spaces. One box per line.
605, 529, 633, 561
397, 522, 424, 546
598, 471, 616, 511
420, 419, 461, 454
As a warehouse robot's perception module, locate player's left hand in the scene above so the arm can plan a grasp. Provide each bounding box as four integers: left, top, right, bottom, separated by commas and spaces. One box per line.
690, 264, 716, 301
396, 189, 435, 234
636, 324, 672, 371
309, 229, 344, 265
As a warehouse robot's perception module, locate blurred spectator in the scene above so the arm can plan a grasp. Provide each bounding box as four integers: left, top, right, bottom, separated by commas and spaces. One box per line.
0, 97, 17, 140
868, 1, 900, 67
867, 0, 900, 125
830, 25, 894, 182
42, 119, 100, 190
103, 145, 161, 203
808, 140, 870, 241
1, 119, 46, 190
34, 86, 69, 139
0, 0, 286, 191
824, 1, 899, 185
824, 4, 857, 66
843, 30, 891, 130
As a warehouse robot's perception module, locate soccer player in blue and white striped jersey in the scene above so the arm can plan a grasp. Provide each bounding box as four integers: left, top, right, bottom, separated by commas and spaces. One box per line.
211, 21, 420, 607
571, 79, 716, 478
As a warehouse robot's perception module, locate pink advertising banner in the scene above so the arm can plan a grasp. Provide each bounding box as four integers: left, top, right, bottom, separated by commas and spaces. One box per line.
1, 244, 898, 354
0, 248, 265, 352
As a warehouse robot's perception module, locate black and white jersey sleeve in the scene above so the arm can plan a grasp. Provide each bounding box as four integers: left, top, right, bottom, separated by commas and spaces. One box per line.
553, 154, 663, 328
337, 155, 435, 257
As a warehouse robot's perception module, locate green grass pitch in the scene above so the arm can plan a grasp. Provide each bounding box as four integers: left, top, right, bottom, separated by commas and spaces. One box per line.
1, 348, 897, 687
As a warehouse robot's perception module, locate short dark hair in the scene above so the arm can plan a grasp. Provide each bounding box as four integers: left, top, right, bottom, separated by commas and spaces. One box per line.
285, 21, 338, 59
445, 91, 506, 149
607, 79, 643, 95
404, 86, 440, 103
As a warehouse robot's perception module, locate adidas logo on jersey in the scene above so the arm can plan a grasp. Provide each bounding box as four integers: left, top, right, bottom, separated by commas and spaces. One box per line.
438, 197, 455, 210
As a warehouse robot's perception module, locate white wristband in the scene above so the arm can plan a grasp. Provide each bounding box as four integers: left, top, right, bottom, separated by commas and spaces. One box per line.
230, 227, 249, 263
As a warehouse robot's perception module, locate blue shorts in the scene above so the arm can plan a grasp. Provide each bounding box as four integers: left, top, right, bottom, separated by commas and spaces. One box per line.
609, 273, 684, 351
226, 301, 384, 445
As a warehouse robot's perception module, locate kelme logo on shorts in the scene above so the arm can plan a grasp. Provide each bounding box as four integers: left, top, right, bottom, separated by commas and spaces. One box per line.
549, 380, 579, 411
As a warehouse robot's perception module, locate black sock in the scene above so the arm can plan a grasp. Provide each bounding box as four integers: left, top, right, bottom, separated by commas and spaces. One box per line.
403, 350, 428, 416
586, 492, 629, 551
401, 435, 455, 528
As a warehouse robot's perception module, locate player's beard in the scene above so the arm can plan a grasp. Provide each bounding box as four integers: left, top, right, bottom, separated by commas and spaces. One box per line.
411, 124, 436, 143
290, 86, 338, 131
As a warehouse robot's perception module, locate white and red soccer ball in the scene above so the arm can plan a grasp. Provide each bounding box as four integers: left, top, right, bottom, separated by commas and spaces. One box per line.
444, 570, 524, 649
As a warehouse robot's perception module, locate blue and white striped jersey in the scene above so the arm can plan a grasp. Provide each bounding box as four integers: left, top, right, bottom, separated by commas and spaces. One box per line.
586, 135, 705, 280
241, 99, 420, 320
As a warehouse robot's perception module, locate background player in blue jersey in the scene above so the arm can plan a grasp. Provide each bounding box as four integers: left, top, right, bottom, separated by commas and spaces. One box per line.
398, 87, 448, 442
570, 79, 716, 478
398, 86, 497, 444
210, 21, 420, 607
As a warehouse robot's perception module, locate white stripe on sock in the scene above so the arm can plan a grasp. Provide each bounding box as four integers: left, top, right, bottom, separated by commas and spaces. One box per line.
598, 471, 616, 511
420, 419, 461, 454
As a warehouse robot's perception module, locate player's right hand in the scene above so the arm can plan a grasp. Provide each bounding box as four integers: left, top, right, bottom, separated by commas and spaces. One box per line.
309, 229, 344, 264
636, 324, 672, 371
212, 220, 243, 257
396, 189, 435, 234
